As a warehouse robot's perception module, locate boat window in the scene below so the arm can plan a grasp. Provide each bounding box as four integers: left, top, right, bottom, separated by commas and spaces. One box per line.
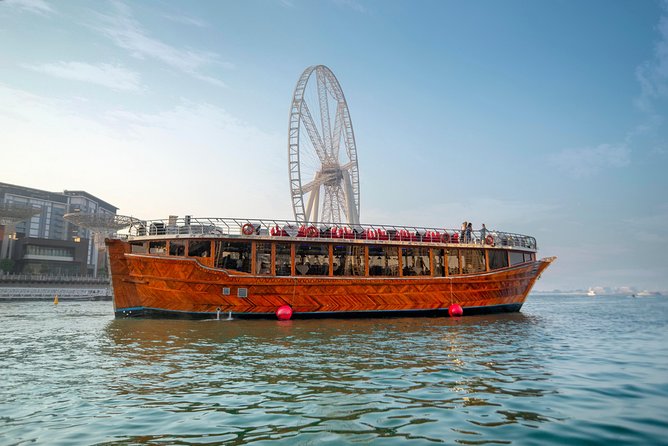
214, 241, 251, 273
401, 247, 430, 276
368, 245, 399, 276
524, 252, 534, 262
488, 250, 509, 270
333, 245, 365, 276
130, 242, 146, 254
275, 243, 291, 276
169, 240, 186, 256
432, 249, 445, 277
295, 243, 329, 276
188, 240, 210, 257
446, 249, 460, 275
461, 249, 486, 274
255, 242, 272, 275
149, 241, 166, 255
509, 251, 524, 266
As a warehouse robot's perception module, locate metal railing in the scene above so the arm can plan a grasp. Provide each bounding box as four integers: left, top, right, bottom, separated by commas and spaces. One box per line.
0, 287, 111, 298
120, 217, 538, 250
0, 273, 110, 284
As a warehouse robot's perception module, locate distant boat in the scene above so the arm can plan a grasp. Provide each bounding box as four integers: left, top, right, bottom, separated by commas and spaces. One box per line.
637, 291, 661, 297
587, 289, 596, 297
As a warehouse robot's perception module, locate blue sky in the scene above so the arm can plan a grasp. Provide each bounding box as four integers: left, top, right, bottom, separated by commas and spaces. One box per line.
1, 0, 666, 292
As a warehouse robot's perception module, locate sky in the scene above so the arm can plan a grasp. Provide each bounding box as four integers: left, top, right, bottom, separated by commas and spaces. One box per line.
1, 0, 667, 292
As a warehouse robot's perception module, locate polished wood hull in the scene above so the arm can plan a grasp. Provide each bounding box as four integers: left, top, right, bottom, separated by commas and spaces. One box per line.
107, 239, 554, 319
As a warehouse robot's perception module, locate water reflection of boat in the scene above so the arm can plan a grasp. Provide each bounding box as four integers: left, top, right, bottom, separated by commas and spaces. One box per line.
104, 217, 555, 319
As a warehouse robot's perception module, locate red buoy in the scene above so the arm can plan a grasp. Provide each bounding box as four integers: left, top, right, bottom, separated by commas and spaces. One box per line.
448, 304, 463, 317
276, 305, 293, 320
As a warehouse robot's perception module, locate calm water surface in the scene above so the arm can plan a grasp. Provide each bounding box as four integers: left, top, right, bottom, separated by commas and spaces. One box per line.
1, 295, 667, 445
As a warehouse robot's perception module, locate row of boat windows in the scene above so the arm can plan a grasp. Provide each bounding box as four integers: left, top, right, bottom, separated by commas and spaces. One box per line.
131, 240, 535, 276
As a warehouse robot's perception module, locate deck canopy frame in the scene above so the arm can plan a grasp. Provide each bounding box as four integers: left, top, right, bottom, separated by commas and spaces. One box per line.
118, 216, 538, 251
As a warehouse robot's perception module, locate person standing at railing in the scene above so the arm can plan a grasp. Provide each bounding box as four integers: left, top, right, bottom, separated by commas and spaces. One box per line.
460, 222, 467, 243
466, 222, 473, 243
480, 223, 488, 245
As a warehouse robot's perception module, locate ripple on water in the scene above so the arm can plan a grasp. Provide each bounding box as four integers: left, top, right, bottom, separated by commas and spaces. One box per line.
0, 297, 667, 445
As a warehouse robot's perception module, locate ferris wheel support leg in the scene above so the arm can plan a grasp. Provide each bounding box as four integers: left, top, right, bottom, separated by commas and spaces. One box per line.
305, 187, 320, 225
342, 170, 359, 226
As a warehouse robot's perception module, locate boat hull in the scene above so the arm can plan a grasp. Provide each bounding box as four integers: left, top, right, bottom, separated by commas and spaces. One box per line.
107, 239, 553, 319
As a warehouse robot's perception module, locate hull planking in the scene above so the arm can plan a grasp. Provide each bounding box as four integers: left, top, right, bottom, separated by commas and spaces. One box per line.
107, 239, 554, 319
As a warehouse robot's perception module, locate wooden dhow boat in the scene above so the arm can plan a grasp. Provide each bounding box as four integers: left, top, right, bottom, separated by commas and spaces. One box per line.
100, 216, 554, 319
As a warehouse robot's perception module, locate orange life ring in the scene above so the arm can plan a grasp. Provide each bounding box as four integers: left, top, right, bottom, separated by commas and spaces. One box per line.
242, 223, 255, 235
306, 226, 319, 237
485, 235, 494, 245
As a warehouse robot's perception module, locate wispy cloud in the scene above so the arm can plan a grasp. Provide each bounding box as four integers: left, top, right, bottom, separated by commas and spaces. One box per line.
549, 143, 630, 178
92, 1, 227, 87
332, 0, 367, 13
162, 13, 208, 28
634, 0, 668, 113
0, 83, 285, 219
4, 0, 54, 15
552, 2, 668, 177
24, 61, 142, 91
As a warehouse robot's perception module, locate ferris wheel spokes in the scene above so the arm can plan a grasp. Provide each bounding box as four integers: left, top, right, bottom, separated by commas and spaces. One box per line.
298, 101, 327, 163
331, 102, 345, 163
316, 67, 333, 159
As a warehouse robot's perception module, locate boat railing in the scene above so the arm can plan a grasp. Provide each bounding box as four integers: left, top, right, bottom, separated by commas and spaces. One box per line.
119, 217, 538, 250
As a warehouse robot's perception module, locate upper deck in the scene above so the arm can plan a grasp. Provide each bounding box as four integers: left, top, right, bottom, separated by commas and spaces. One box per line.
121, 216, 537, 252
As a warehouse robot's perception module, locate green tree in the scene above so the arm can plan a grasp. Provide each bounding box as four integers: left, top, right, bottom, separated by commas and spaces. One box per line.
0, 258, 15, 273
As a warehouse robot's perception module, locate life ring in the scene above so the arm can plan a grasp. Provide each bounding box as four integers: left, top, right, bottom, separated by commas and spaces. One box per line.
242, 223, 255, 235
485, 235, 494, 246
441, 233, 450, 243
366, 228, 377, 239
306, 226, 319, 237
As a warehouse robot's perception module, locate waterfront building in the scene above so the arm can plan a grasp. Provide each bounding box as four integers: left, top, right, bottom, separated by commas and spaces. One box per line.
0, 182, 117, 276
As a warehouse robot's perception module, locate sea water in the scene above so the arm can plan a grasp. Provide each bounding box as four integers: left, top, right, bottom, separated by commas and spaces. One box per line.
1, 295, 667, 445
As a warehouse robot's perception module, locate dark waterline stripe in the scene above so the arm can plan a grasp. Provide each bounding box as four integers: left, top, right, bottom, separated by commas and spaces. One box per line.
115, 303, 523, 320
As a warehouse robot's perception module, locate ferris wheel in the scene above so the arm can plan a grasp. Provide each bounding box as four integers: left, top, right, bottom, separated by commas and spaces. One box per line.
288, 65, 360, 226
